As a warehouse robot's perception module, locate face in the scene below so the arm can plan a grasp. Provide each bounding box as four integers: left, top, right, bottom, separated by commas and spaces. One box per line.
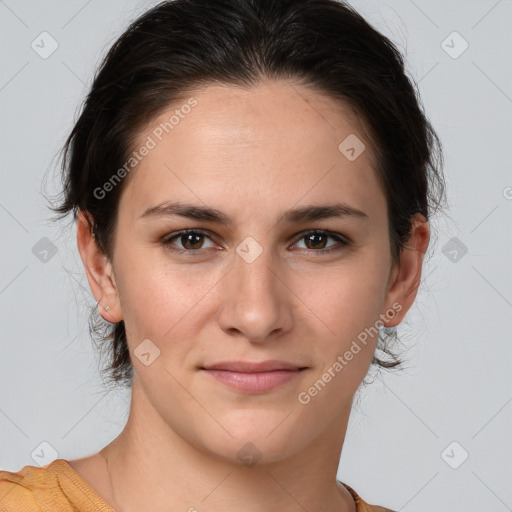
80, 79, 427, 464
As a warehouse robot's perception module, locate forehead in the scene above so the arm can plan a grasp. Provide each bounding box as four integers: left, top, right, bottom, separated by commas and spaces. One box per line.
119, 79, 384, 223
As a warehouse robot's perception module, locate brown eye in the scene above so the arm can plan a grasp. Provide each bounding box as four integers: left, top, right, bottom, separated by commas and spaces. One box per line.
294, 230, 349, 255
162, 229, 349, 256
162, 230, 215, 253
304, 232, 329, 250
178, 232, 205, 250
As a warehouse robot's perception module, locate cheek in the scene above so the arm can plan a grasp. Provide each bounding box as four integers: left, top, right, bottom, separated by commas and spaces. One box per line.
115, 249, 222, 347
299, 253, 390, 381
305, 257, 389, 333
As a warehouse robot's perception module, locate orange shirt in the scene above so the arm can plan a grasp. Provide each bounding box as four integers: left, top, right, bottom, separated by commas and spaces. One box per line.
0, 459, 394, 512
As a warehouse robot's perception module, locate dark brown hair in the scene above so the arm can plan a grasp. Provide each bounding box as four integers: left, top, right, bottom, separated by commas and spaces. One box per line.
49, 0, 445, 388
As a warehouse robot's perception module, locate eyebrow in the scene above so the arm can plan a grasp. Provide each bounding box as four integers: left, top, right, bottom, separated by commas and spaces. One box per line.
139, 201, 369, 226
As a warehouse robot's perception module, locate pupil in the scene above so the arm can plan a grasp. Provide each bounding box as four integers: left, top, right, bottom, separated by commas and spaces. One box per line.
184, 233, 202, 249
307, 233, 326, 250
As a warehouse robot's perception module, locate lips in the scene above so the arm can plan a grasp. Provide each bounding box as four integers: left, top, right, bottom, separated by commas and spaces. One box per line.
200, 360, 308, 393
201, 360, 306, 372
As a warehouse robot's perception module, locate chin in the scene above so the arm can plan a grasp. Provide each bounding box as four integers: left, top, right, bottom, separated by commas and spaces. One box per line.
196, 417, 308, 467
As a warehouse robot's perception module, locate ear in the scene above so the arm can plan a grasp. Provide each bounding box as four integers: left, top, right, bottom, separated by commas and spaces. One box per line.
381, 214, 430, 327
76, 210, 122, 323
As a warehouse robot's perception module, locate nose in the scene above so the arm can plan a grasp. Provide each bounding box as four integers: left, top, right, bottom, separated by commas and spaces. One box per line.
217, 241, 294, 343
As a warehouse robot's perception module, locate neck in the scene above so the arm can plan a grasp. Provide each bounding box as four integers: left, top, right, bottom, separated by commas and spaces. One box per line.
99, 382, 356, 512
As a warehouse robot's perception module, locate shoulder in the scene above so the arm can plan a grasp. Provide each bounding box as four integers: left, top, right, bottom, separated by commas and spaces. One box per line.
339, 481, 396, 512
360, 501, 397, 512
1, 459, 114, 512
359, 501, 396, 512
0, 461, 70, 512
357, 500, 396, 512
0, 465, 41, 511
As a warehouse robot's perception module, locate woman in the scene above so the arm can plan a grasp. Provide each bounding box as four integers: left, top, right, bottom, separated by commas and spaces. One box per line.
0, 0, 444, 510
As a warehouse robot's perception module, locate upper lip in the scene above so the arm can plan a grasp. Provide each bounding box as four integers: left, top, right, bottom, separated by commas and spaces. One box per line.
202, 360, 306, 372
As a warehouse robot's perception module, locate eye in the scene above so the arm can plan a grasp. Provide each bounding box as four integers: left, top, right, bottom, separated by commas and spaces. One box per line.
162, 229, 349, 256
292, 230, 350, 255
162, 229, 216, 254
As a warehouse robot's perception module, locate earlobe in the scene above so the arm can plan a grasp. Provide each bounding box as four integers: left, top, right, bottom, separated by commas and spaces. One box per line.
382, 214, 430, 327
76, 210, 122, 323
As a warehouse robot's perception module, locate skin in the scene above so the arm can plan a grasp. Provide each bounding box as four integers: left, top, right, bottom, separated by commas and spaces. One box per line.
71, 79, 429, 512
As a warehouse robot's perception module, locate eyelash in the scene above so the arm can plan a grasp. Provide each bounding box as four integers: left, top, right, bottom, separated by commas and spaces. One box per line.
161, 229, 350, 256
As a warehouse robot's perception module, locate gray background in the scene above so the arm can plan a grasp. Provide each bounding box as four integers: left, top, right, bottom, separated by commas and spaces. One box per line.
1, 1, 511, 510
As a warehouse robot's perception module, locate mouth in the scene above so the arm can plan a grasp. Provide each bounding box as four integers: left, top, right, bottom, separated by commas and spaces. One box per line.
200, 360, 308, 393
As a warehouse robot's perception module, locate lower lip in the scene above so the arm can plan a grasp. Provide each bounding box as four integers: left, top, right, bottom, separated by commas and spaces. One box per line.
202, 369, 305, 393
